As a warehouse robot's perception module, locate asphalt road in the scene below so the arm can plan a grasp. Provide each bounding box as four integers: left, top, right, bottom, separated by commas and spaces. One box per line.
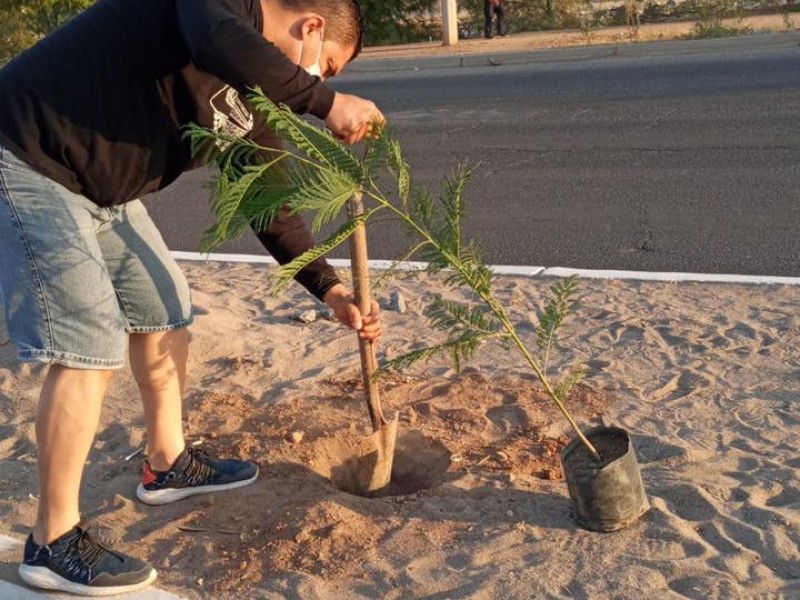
144, 33, 800, 277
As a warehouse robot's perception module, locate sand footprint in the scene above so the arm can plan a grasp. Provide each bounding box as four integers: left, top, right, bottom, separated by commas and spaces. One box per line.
649, 369, 714, 404
668, 573, 752, 600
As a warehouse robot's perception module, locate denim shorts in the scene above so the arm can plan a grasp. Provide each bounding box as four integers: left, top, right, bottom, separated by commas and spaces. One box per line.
0, 145, 193, 369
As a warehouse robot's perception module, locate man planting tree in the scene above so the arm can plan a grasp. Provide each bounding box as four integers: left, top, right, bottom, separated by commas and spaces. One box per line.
0, 0, 382, 595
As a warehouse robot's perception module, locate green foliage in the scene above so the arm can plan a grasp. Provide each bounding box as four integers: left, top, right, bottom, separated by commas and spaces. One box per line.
249, 93, 363, 182
22, 0, 94, 36
598, 0, 764, 31
554, 367, 588, 403
690, 21, 751, 38
186, 127, 287, 248
185, 94, 363, 254
0, 7, 37, 63
272, 215, 368, 291
188, 88, 599, 456
681, 0, 752, 38
0, 0, 94, 61
390, 295, 507, 371
360, 0, 439, 46
375, 339, 473, 373
536, 275, 581, 374
203, 161, 285, 249
387, 139, 410, 207
460, 0, 588, 35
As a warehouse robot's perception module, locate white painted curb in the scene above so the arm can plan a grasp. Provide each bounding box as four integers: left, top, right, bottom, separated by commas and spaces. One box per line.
540, 267, 800, 285
0, 535, 183, 600
170, 251, 800, 286
0, 534, 22, 553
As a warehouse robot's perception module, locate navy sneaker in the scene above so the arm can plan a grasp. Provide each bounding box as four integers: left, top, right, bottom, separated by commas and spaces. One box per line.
18, 523, 156, 596
136, 446, 259, 505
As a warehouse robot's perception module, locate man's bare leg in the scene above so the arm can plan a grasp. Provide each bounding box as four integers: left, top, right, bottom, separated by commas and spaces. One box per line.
23, 364, 156, 594
130, 328, 258, 506
129, 329, 188, 471
32, 366, 113, 545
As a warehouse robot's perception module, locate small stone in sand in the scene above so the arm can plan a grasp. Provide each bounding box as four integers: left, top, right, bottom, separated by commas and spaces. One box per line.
294, 309, 318, 324
289, 431, 304, 444
388, 290, 408, 313
541, 468, 560, 480
294, 529, 310, 543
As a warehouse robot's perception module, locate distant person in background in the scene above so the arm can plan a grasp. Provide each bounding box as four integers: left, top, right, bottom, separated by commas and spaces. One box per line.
484, 0, 506, 39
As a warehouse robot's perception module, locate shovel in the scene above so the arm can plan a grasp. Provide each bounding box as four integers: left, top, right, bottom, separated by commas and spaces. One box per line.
347, 190, 399, 495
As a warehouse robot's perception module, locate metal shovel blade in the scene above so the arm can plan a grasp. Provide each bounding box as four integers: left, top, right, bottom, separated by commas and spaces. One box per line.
350, 328, 399, 496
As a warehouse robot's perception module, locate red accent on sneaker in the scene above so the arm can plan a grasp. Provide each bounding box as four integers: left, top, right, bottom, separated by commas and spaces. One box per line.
141, 462, 157, 486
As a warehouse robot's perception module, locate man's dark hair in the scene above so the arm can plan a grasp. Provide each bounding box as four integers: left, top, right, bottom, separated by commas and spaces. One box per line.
279, 0, 364, 61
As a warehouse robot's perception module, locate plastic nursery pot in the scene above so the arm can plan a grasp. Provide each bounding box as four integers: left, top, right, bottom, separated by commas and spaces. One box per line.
560, 425, 649, 532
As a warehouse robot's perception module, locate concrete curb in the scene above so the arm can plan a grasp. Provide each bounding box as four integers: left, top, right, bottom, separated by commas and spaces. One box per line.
170, 251, 800, 286
347, 31, 800, 74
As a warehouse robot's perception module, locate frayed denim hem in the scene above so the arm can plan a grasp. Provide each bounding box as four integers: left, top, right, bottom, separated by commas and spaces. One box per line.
18, 349, 126, 370
126, 315, 193, 334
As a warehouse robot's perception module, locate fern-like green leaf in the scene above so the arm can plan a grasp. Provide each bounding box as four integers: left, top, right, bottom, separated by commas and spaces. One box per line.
249, 90, 363, 181
201, 157, 290, 252
434, 243, 492, 297
408, 186, 440, 234
279, 166, 359, 232
271, 215, 369, 293
449, 330, 489, 371
537, 274, 581, 376
363, 131, 392, 180
388, 138, 410, 208
420, 244, 451, 275
371, 241, 431, 292
536, 275, 581, 351
183, 124, 225, 166
424, 297, 500, 335
379, 329, 491, 375
377, 341, 461, 373
184, 124, 268, 175
554, 368, 587, 401
441, 162, 474, 257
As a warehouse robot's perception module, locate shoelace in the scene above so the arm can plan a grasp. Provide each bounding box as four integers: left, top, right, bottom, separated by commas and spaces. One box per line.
179, 447, 215, 486
55, 528, 120, 582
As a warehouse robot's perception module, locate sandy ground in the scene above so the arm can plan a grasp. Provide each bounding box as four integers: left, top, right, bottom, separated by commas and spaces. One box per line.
1, 259, 798, 599
360, 13, 799, 61
1, 14, 799, 599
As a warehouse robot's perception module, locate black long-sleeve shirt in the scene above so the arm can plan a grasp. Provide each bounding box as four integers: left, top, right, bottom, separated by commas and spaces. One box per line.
0, 0, 340, 299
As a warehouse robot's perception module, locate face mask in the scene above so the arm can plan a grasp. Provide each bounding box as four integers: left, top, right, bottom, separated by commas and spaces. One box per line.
297, 27, 324, 78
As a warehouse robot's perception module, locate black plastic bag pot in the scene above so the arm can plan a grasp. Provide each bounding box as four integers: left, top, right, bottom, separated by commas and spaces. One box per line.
560, 425, 649, 532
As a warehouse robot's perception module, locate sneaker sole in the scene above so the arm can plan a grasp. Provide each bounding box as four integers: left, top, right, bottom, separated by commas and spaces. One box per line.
135, 468, 260, 505
18, 564, 157, 597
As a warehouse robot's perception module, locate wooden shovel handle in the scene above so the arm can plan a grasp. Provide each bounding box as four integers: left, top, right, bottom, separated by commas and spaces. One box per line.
347, 191, 383, 431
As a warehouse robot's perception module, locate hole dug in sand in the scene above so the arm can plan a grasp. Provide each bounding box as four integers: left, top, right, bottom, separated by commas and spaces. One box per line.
311, 429, 451, 498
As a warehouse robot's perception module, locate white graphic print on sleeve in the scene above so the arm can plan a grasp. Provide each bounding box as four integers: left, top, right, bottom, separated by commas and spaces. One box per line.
210, 86, 254, 147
